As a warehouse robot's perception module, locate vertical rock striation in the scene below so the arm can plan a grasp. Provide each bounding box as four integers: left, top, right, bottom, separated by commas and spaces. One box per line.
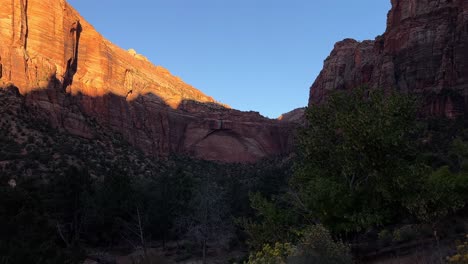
309, 0, 468, 118
0, 0, 296, 163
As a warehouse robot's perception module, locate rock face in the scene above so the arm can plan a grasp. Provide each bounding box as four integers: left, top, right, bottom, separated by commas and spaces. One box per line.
0, 0, 295, 163
278, 108, 306, 124
309, 0, 468, 118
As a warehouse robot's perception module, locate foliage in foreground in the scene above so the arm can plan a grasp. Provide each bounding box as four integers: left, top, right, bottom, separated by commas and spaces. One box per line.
242, 88, 468, 259
294, 88, 467, 231
447, 234, 468, 264
293, 88, 428, 232
245, 225, 352, 264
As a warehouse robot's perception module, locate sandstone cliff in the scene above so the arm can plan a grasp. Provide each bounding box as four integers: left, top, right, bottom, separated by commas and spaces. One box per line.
278, 108, 306, 124
0, 0, 295, 163
309, 0, 468, 118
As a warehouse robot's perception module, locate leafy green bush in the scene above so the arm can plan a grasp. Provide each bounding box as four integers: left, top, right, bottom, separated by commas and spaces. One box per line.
404, 166, 468, 224
240, 193, 300, 250
291, 225, 352, 264
245, 225, 351, 264
447, 235, 468, 263
246, 242, 294, 264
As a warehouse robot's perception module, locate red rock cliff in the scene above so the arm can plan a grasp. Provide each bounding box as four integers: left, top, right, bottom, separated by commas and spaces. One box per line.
309, 0, 468, 118
0, 0, 296, 163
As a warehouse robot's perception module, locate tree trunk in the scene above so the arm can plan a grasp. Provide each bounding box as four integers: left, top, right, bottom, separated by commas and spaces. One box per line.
137, 207, 148, 261
202, 239, 207, 264
433, 227, 443, 264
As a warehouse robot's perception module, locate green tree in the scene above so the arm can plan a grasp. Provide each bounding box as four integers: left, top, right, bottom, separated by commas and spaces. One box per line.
292, 88, 424, 232
404, 166, 468, 224
240, 193, 300, 250
404, 137, 468, 226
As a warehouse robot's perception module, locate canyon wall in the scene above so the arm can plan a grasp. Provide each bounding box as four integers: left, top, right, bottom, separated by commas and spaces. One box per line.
309, 0, 468, 118
0, 0, 296, 163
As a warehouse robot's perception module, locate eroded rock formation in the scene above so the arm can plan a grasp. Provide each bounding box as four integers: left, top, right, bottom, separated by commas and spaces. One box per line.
278, 108, 306, 124
309, 0, 468, 118
0, 0, 295, 163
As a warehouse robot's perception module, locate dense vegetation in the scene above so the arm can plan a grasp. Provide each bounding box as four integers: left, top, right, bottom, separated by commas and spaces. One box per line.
242, 88, 468, 263
0, 87, 292, 263
1, 87, 467, 263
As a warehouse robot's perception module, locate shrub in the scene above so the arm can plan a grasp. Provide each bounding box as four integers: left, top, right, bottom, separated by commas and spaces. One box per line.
246, 225, 352, 264
245, 242, 294, 264
447, 235, 468, 263
291, 225, 352, 264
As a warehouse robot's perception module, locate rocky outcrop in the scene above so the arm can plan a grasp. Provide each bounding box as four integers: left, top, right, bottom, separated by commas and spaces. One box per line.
309, 0, 468, 118
0, 0, 295, 163
278, 108, 306, 124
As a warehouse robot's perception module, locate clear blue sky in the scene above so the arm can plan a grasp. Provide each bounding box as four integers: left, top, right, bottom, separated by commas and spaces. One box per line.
67, 0, 391, 118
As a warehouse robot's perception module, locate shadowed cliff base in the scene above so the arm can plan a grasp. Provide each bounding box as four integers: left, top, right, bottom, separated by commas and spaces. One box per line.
0, 77, 298, 163
0, 0, 303, 163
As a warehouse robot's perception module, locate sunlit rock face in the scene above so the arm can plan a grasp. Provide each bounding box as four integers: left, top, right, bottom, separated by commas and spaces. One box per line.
278, 108, 306, 124
309, 0, 468, 118
0, 0, 218, 105
0, 0, 296, 163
